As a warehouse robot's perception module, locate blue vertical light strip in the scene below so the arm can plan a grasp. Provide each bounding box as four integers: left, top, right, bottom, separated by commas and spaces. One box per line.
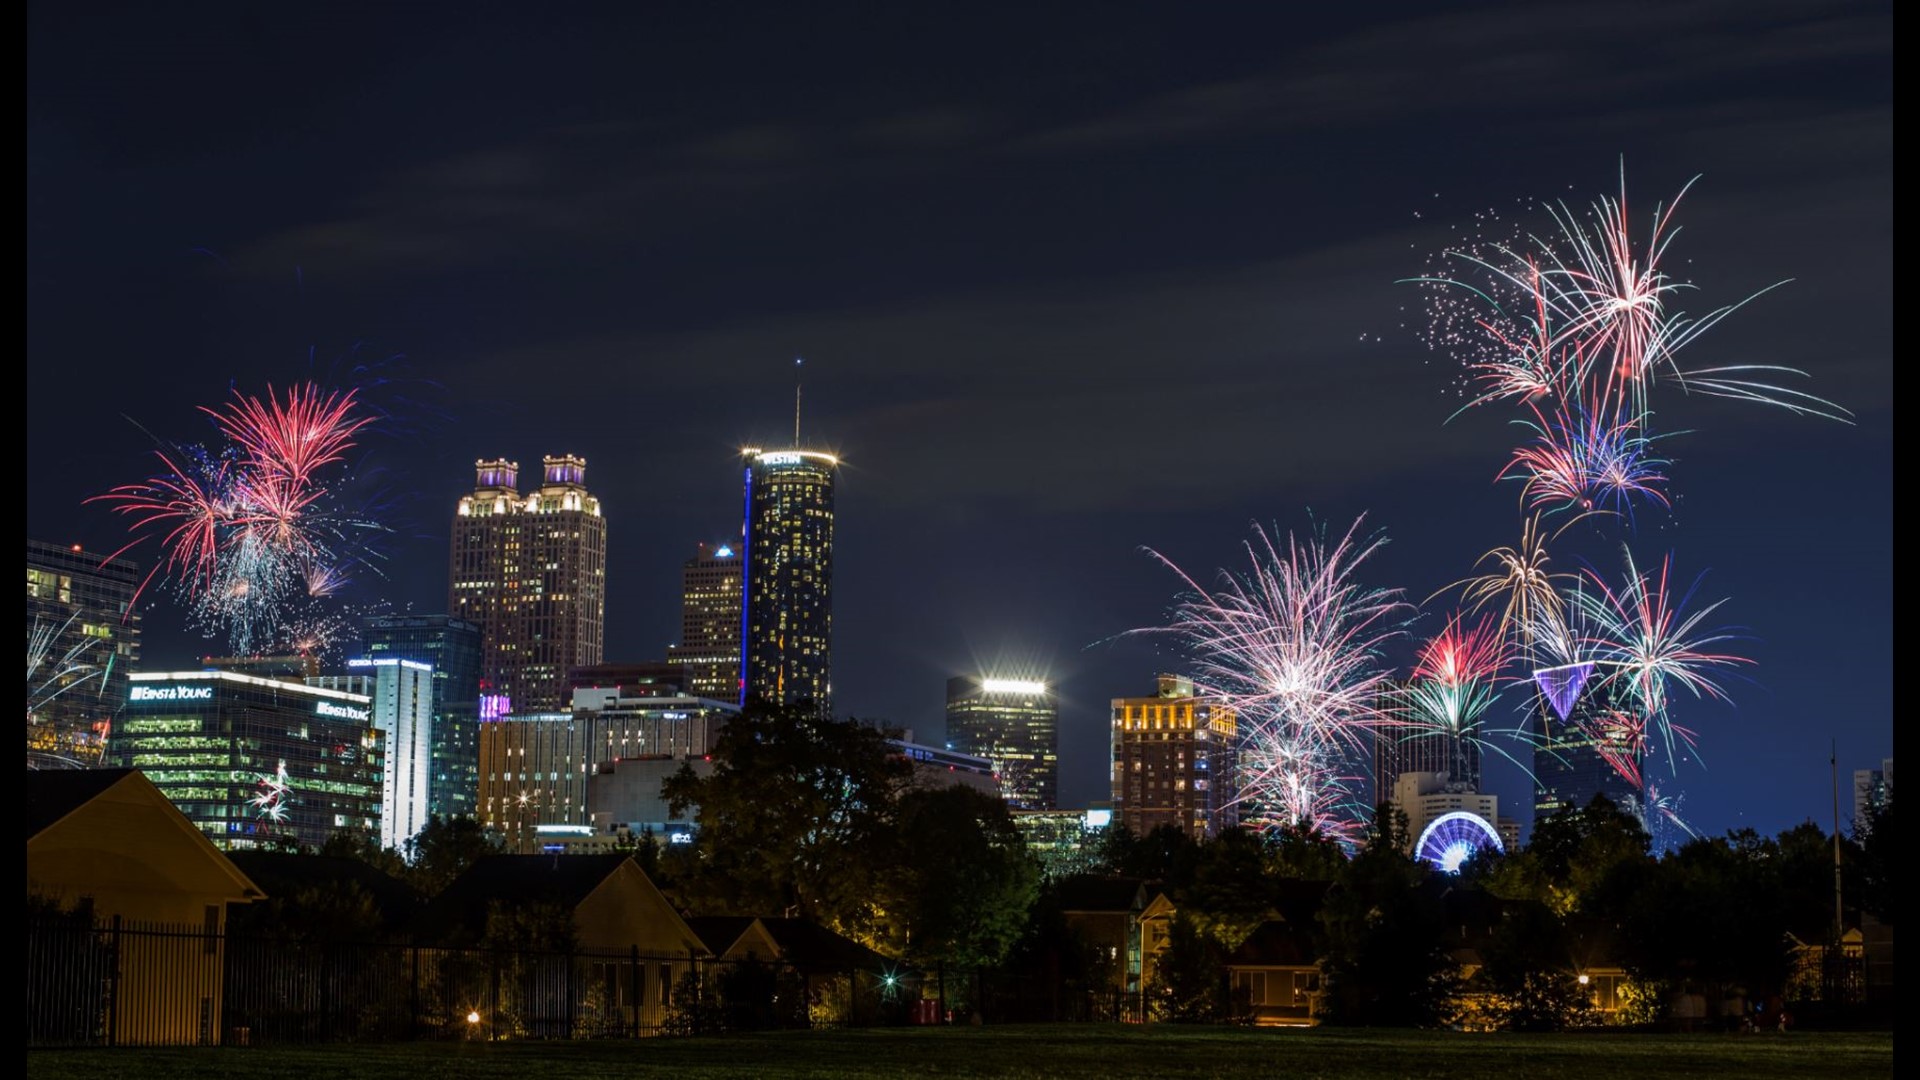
738, 460, 754, 708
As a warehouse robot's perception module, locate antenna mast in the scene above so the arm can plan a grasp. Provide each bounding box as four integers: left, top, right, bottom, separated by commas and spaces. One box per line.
794, 356, 804, 446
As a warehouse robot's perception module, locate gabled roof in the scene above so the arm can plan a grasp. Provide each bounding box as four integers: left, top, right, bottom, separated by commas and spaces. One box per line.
1227, 919, 1318, 968
755, 918, 891, 973
684, 915, 759, 957
27, 768, 138, 838
225, 852, 422, 927
1054, 875, 1146, 914
416, 854, 634, 940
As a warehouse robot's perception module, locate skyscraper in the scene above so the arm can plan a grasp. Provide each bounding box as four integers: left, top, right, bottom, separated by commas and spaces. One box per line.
665, 542, 743, 700
739, 448, 835, 709
450, 456, 607, 713
1531, 663, 1641, 822
361, 614, 483, 820
1111, 675, 1238, 840
1372, 682, 1482, 809
27, 540, 141, 767
315, 659, 435, 850
946, 675, 1060, 809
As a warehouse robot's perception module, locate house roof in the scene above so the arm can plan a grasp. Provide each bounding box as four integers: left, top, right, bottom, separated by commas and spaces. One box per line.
1053, 874, 1146, 913
27, 768, 138, 838
684, 915, 758, 957
225, 852, 421, 927
755, 917, 891, 973
416, 854, 634, 940
1227, 919, 1318, 968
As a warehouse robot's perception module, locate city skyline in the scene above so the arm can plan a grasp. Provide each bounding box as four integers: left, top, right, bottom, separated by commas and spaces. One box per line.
27, 1, 1891, 842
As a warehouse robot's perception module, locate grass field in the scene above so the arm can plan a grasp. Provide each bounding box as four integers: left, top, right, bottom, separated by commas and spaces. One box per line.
26, 1025, 1893, 1079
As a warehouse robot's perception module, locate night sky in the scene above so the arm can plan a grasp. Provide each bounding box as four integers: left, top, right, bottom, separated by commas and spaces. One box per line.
28, 2, 1891, 842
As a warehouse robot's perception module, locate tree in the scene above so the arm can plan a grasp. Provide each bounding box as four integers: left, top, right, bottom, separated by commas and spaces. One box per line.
1856, 796, 1893, 923
1265, 820, 1347, 882
1181, 827, 1276, 951
1477, 899, 1598, 1031
405, 815, 505, 896
1317, 808, 1461, 1027
1148, 911, 1226, 1023
662, 698, 910, 937
318, 827, 408, 879
882, 785, 1041, 971
1093, 822, 1201, 886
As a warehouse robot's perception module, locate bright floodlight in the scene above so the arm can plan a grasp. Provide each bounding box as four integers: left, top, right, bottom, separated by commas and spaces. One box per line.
1414, 810, 1503, 874
981, 678, 1046, 695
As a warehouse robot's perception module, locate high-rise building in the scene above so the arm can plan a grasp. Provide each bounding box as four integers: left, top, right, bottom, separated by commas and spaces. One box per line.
1111, 675, 1238, 840
312, 659, 436, 850
361, 615, 483, 821
27, 540, 141, 767
1371, 682, 1482, 809
946, 676, 1060, 809
477, 711, 591, 852
1014, 806, 1114, 879
1853, 757, 1893, 830
571, 684, 739, 760
111, 669, 383, 850
450, 456, 607, 713
739, 448, 836, 710
665, 542, 743, 700
1531, 663, 1641, 823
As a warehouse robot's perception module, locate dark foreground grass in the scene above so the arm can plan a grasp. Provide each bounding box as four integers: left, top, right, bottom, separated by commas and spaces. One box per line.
26, 1025, 1893, 1080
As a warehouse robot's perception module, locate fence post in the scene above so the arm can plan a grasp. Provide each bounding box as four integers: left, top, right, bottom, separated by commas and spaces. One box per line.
629, 947, 640, 1038
105, 914, 122, 1048
566, 947, 576, 1039
490, 950, 500, 1041
410, 945, 421, 1041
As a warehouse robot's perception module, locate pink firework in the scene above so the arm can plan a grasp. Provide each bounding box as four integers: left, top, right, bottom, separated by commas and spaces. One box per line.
210, 383, 373, 491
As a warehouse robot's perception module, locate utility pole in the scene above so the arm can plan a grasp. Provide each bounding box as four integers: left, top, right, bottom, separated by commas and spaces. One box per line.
1830, 740, 1844, 944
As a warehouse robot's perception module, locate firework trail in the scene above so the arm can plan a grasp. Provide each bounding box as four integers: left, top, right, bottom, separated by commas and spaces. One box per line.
1574, 547, 1750, 765
1392, 613, 1530, 783
27, 612, 105, 718
90, 382, 385, 655
1501, 394, 1671, 518
1146, 516, 1410, 843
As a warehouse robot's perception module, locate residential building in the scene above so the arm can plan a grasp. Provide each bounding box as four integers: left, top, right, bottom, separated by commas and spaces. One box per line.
1111, 675, 1237, 840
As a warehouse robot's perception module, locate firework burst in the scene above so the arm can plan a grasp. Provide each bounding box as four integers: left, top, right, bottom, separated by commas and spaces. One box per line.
1146, 516, 1411, 842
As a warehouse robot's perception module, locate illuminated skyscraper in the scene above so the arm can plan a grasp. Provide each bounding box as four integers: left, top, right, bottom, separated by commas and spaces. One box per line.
313, 658, 435, 850
665, 542, 743, 700
450, 457, 607, 713
946, 676, 1059, 809
1531, 663, 1640, 822
360, 614, 483, 820
1371, 681, 1481, 809
739, 448, 835, 709
1111, 675, 1237, 840
27, 540, 141, 767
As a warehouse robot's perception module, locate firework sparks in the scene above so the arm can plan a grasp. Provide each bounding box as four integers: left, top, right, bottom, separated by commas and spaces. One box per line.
249, 759, 292, 825
1146, 516, 1410, 842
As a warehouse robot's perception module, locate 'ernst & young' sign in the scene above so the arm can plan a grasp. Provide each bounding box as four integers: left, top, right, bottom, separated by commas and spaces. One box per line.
129, 684, 214, 703
315, 700, 372, 722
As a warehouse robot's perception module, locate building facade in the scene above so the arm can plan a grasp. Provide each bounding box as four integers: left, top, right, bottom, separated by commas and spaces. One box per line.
110, 670, 383, 851
1111, 675, 1238, 840
1372, 680, 1482, 809
315, 659, 436, 850
1014, 806, 1113, 879
450, 456, 607, 714
571, 685, 738, 760
1853, 757, 1893, 830
739, 448, 836, 710
27, 540, 142, 767
361, 614, 483, 820
477, 711, 594, 852
945, 676, 1060, 809
665, 542, 743, 701
1531, 663, 1641, 823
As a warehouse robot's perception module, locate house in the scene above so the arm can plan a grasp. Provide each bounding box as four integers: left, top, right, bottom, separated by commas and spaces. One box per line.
27, 768, 264, 1046
1054, 875, 1148, 996
686, 915, 895, 1025
1224, 920, 1322, 1026
223, 851, 422, 937
414, 853, 708, 1035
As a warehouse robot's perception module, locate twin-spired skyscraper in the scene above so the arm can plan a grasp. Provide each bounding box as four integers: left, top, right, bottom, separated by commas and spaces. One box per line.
738, 448, 837, 710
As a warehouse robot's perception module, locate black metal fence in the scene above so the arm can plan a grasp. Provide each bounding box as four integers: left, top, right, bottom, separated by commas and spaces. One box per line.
27, 915, 886, 1048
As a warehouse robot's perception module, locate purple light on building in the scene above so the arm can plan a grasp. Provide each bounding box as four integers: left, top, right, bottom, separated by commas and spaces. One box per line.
1532, 663, 1595, 722
480, 693, 511, 722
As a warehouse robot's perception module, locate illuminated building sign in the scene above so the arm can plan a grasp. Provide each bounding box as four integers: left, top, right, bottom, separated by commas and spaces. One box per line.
480, 694, 511, 721
348, 657, 434, 672
316, 701, 372, 722
1084, 808, 1113, 829
129, 684, 214, 703
981, 678, 1047, 695
668, 831, 694, 845
760, 452, 802, 465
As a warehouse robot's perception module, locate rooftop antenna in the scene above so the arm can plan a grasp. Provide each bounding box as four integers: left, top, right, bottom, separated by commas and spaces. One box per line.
794, 356, 804, 446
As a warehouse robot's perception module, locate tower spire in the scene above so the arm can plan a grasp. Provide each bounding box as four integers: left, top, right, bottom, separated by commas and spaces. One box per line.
794, 356, 804, 446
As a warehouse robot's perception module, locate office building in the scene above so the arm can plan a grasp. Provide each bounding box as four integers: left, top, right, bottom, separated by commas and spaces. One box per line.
111, 670, 383, 851
1853, 758, 1893, 830
946, 675, 1060, 809
1014, 806, 1114, 879
477, 711, 594, 852
571, 684, 738, 760
665, 542, 743, 701
450, 456, 607, 713
890, 738, 1000, 798
27, 540, 141, 767
739, 448, 836, 709
1531, 663, 1641, 822
361, 614, 483, 820
1371, 681, 1483, 809
311, 659, 435, 850
1111, 675, 1238, 840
